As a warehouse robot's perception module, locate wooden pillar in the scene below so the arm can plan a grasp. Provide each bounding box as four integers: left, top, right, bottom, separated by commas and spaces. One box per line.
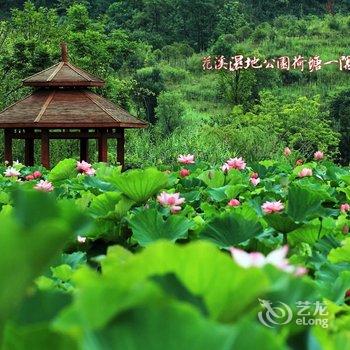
4, 128, 13, 164
25, 128, 35, 166
80, 129, 89, 162
98, 129, 108, 162
41, 129, 50, 169
117, 128, 125, 169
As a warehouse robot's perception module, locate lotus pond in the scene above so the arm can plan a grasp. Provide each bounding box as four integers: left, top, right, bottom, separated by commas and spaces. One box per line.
0, 154, 350, 349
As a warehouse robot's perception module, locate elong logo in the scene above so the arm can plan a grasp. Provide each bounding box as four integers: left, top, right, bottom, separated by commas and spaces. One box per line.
258, 299, 329, 329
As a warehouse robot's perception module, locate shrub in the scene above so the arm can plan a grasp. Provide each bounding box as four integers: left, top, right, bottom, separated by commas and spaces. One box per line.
200, 122, 281, 162
104, 77, 136, 109
217, 69, 258, 110
211, 34, 236, 57
155, 91, 185, 134
280, 70, 304, 85
161, 43, 194, 61
160, 65, 189, 84
185, 53, 204, 74
133, 67, 165, 123
252, 23, 273, 43
236, 25, 253, 42
273, 15, 307, 37
328, 16, 341, 31
256, 92, 340, 159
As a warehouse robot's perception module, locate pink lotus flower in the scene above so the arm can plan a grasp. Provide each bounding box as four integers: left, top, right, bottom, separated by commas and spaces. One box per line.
179, 168, 190, 177
296, 159, 303, 166
298, 168, 313, 178
34, 180, 54, 192
33, 171, 42, 179
178, 154, 195, 164
26, 174, 35, 181
250, 177, 261, 186
314, 151, 324, 160
250, 172, 259, 179
4, 167, 20, 177
226, 157, 246, 170
340, 203, 350, 213
230, 246, 307, 276
222, 157, 246, 172
221, 163, 230, 173
261, 200, 284, 214
77, 160, 91, 172
77, 161, 96, 176
284, 147, 292, 156
157, 191, 185, 213
85, 167, 96, 176
228, 198, 240, 207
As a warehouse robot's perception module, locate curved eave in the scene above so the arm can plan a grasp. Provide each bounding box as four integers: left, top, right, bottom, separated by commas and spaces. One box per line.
0, 122, 147, 129
0, 89, 148, 128
23, 81, 105, 88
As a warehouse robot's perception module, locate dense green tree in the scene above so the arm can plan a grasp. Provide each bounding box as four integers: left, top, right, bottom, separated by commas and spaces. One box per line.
133, 67, 165, 124
211, 34, 236, 58
241, 0, 350, 22
3, 0, 346, 52
218, 69, 259, 110
176, 0, 225, 51
0, 2, 62, 109
155, 91, 185, 134
215, 1, 247, 38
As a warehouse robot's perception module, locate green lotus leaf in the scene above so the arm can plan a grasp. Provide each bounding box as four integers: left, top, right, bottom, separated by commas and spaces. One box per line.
89, 192, 134, 221
127, 209, 191, 246
288, 218, 335, 246
200, 206, 263, 248
287, 181, 332, 222
226, 169, 245, 185
197, 170, 225, 188
328, 237, 350, 264
340, 174, 350, 186
225, 184, 247, 199
48, 158, 77, 183
0, 190, 86, 336
95, 163, 122, 183
264, 213, 301, 234
339, 187, 350, 202
55, 241, 269, 331
86, 302, 286, 350
207, 186, 229, 202
108, 167, 169, 203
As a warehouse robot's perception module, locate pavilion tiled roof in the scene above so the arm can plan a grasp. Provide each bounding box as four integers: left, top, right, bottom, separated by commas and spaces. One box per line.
22, 62, 105, 87
0, 89, 147, 128
0, 43, 147, 129
23, 43, 105, 87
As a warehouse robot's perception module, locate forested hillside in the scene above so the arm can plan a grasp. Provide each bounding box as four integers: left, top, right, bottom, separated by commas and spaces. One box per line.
1, 1, 350, 166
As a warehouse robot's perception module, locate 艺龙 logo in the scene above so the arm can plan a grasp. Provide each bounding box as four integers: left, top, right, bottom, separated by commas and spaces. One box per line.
258, 299, 293, 328
258, 299, 329, 328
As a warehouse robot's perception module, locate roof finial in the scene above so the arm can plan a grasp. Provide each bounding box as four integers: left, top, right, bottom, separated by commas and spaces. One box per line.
61, 42, 68, 62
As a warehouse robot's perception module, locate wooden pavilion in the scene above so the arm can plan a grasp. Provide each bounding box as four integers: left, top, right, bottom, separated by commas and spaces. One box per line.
0, 43, 147, 168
